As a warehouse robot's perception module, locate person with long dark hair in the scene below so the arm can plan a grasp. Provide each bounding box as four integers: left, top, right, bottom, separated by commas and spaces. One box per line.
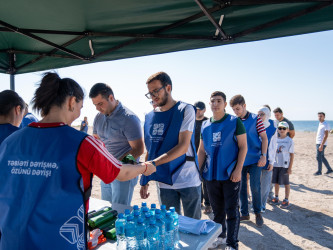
0, 72, 155, 250
0, 90, 25, 144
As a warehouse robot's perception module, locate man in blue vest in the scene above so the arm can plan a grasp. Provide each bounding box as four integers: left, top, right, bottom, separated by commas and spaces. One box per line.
230, 95, 268, 228
89, 83, 144, 206
198, 91, 247, 250
140, 72, 202, 219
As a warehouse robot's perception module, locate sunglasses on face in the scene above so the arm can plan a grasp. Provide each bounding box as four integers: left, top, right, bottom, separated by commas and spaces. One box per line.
278, 127, 287, 130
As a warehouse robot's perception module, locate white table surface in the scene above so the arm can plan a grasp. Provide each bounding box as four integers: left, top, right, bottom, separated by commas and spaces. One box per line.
88, 198, 222, 250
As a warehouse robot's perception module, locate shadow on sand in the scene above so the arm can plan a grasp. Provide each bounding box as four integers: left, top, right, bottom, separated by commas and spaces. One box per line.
290, 182, 333, 195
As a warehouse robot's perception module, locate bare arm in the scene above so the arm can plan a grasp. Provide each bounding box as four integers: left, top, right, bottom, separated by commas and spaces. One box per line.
230, 133, 247, 182
320, 130, 329, 147
116, 162, 155, 181
197, 139, 206, 170
287, 153, 294, 174
93, 133, 100, 140
258, 131, 268, 167
289, 130, 295, 139
119, 138, 145, 160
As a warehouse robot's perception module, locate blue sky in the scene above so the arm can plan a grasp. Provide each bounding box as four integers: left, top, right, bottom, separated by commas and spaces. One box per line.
1, 30, 332, 125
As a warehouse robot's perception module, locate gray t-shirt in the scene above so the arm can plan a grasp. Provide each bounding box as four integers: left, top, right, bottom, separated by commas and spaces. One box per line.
93, 102, 142, 160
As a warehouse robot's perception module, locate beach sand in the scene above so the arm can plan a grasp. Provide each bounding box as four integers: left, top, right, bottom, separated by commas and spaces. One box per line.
87, 129, 333, 250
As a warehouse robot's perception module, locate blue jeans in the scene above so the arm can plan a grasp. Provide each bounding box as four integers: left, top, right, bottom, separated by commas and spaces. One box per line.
316, 144, 332, 173
101, 176, 138, 205
240, 163, 262, 215
159, 185, 201, 219
261, 169, 273, 210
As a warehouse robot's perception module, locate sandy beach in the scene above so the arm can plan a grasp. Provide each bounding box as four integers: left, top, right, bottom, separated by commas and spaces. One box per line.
87, 129, 333, 250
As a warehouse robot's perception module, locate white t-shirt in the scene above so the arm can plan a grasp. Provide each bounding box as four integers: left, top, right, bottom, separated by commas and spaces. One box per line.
274, 136, 294, 168
316, 121, 330, 145
157, 104, 201, 189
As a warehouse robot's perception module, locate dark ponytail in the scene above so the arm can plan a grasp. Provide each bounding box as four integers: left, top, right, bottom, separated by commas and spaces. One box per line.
32, 72, 84, 116
0, 90, 25, 116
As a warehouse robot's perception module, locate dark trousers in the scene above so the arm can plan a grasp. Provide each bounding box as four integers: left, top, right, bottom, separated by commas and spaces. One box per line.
201, 179, 210, 206
316, 144, 332, 173
206, 179, 240, 250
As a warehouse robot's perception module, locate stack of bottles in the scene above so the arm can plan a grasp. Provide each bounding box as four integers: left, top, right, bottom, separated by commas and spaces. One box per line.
115, 202, 180, 250
87, 206, 118, 240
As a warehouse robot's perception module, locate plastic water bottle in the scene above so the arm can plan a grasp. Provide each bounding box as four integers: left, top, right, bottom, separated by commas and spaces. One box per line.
124, 209, 131, 218
132, 205, 139, 215
141, 202, 148, 212
141, 206, 149, 218
125, 215, 138, 250
115, 213, 126, 249
160, 205, 167, 217
136, 218, 148, 250
155, 214, 166, 250
164, 211, 174, 250
133, 210, 140, 224
145, 212, 153, 227
169, 207, 179, 248
150, 203, 156, 216
147, 220, 159, 249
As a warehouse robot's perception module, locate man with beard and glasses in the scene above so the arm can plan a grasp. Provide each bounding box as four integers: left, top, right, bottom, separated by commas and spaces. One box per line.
140, 72, 201, 219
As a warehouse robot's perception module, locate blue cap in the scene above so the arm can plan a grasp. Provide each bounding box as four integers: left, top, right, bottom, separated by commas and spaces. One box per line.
169, 207, 175, 212
161, 205, 166, 210
149, 220, 156, 225
145, 213, 152, 218
156, 214, 162, 220
133, 205, 139, 210
124, 209, 131, 215
118, 213, 124, 219
141, 202, 147, 207
155, 209, 161, 214
151, 203, 156, 209
137, 218, 144, 224
127, 215, 134, 221
134, 210, 140, 217
166, 211, 171, 217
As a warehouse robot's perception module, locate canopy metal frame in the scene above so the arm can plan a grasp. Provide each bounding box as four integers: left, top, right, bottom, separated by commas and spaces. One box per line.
0, 0, 332, 90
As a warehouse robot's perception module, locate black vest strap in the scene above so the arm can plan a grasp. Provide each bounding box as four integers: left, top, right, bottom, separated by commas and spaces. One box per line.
185, 156, 195, 162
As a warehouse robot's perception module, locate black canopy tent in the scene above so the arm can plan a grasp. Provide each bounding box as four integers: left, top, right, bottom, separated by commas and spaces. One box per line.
1, 0, 333, 90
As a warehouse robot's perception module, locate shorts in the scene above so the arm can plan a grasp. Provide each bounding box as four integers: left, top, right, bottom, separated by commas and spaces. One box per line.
272, 167, 289, 185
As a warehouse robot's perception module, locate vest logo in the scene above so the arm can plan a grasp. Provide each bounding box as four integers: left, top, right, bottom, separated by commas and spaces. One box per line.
213, 132, 221, 142
152, 123, 164, 136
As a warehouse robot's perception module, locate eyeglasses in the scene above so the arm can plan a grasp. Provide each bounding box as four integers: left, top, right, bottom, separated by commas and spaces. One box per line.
278, 127, 287, 130
258, 113, 265, 117
145, 86, 164, 99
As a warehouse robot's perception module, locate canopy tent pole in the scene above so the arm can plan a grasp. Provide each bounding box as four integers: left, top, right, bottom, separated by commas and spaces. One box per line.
10, 74, 15, 91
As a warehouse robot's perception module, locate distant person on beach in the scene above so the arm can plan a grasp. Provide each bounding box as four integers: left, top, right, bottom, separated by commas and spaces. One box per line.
194, 101, 211, 214
19, 103, 39, 128
198, 91, 247, 249
0, 90, 25, 144
80, 116, 88, 133
270, 121, 294, 209
0, 73, 155, 249
90, 83, 144, 206
314, 112, 332, 175
273, 107, 295, 138
140, 72, 201, 219
230, 94, 268, 228
258, 106, 277, 212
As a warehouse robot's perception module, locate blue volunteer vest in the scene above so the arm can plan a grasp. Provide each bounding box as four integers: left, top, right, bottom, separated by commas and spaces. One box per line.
263, 119, 277, 170
201, 114, 239, 181
0, 124, 19, 144
242, 113, 262, 166
140, 101, 199, 186
0, 125, 88, 250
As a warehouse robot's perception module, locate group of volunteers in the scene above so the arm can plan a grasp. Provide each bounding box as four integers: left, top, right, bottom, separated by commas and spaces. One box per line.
0, 70, 329, 250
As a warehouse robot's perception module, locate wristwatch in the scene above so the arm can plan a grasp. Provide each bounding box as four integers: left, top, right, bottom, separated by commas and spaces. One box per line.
260, 153, 267, 157
151, 160, 157, 166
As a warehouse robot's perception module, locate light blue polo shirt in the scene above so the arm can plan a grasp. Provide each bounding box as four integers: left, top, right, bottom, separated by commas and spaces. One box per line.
93, 102, 142, 160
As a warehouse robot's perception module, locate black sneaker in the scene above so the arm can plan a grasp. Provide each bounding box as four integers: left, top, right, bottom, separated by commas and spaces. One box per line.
325, 170, 333, 174
313, 172, 322, 176
255, 213, 264, 227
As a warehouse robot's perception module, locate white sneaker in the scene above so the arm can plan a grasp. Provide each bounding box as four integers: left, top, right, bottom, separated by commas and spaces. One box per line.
210, 237, 226, 248
225, 246, 236, 250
